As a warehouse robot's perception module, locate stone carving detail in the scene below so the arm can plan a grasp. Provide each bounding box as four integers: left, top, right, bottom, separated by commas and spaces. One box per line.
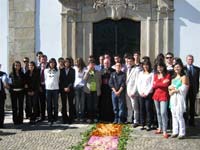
93, 0, 141, 20
156, 5, 174, 19
62, 8, 77, 22
93, 0, 140, 10
93, 0, 106, 9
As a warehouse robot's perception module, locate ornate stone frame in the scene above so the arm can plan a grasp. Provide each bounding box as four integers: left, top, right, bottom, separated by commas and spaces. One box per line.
59, 0, 174, 61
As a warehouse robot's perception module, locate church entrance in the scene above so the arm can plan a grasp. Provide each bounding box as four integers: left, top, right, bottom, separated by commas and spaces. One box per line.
93, 19, 140, 61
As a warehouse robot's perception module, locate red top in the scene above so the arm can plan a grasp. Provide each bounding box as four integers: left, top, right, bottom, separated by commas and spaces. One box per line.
152, 73, 171, 101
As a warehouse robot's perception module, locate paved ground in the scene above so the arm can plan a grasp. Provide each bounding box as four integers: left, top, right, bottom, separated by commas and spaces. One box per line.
0, 112, 200, 150
127, 119, 200, 150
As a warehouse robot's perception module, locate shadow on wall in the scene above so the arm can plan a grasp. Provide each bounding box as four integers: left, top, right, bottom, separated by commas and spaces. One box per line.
174, 0, 200, 57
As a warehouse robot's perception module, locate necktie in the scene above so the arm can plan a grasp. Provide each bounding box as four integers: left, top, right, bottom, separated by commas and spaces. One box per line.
128, 68, 131, 75
41, 69, 44, 83
189, 65, 193, 76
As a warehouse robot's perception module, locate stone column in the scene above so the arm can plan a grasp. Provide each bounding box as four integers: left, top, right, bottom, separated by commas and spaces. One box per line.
155, 0, 174, 56
61, 12, 67, 58
8, 0, 36, 71
140, 19, 147, 57
155, 10, 164, 55
61, 8, 77, 59
82, 22, 93, 61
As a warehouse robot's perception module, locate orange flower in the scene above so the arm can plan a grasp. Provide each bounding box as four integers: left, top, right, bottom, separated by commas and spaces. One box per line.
91, 123, 122, 136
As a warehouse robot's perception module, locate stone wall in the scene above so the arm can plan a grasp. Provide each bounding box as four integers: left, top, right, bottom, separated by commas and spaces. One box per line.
6, 0, 36, 109
8, 0, 36, 71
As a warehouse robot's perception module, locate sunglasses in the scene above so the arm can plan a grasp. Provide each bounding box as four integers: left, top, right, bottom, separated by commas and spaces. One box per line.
23, 60, 28, 63
166, 57, 173, 59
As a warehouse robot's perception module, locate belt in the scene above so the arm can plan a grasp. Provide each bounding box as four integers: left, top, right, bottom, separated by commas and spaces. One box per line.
13, 89, 23, 91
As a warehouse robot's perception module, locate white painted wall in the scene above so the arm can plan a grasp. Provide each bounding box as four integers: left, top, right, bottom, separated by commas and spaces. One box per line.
1, 0, 200, 71
0, 0, 8, 73
174, 0, 200, 66
35, 0, 62, 61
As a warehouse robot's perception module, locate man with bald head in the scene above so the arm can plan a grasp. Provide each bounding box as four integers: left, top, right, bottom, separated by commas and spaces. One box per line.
99, 58, 115, 122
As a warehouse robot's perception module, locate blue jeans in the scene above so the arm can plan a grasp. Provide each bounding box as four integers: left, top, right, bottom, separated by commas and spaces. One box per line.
86, 91, 98, 119
112, 92, 125, 123
75, 86, 85, 119
154, 100, 168, 132
46, 90, 59, 122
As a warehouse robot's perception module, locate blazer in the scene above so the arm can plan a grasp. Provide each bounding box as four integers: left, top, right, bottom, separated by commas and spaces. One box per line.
59, 67, 75, 91
126, 66, 140, 97
185, 65, 200, 95
24, 70, 40, 92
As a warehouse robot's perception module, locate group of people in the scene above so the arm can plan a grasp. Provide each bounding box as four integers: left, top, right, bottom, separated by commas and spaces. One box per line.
0, 51, 199, 140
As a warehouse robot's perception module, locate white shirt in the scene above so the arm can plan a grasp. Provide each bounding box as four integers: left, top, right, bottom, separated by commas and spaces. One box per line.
44, 68, 60, 90
112, 64, 127, 72
137, 71, 154, 96
74, 66, 87, 88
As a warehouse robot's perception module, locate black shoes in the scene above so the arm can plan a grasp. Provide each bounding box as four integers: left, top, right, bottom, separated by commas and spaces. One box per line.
146, 126, 151, 131
178, 135, 185, 139
140, 126, 145, 130
171, 134, 178, 138
29, 120, 36, 125
133, 123, 139, 128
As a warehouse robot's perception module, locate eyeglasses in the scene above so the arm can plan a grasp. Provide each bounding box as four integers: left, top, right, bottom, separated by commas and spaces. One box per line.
166, 57, 173, 59
23, 60, 28, 63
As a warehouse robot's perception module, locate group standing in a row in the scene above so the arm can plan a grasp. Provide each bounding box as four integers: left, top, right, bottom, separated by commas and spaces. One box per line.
0, 51, 199, 139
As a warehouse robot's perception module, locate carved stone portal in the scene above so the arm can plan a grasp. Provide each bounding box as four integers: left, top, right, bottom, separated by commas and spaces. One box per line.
59, 0, 174, 62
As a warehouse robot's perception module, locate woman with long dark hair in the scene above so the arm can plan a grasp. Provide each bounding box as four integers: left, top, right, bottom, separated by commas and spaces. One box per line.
25, 61, 40, 124
168, 59, 189, 139
74, 57, 87, 122
44, 58, 60, 125
9, 61, 25, 125
137, 60, 154, 131
153, 60, 171, 138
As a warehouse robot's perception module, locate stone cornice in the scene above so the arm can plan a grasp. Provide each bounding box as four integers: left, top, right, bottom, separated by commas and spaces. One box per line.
59, 0, 70, 4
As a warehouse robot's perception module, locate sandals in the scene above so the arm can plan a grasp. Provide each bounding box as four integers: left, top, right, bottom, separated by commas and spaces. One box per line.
154, 129, 162, 134
163, 133, 169, 139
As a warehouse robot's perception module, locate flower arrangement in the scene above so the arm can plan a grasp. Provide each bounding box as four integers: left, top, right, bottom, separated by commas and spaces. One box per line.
71, 124, 131, 150
84, 136, 118, 150
91, 123, 122, 136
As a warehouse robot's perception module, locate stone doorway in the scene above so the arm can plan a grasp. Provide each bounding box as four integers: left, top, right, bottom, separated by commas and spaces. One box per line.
93, 19, 140, 60
59, 0, 174, 62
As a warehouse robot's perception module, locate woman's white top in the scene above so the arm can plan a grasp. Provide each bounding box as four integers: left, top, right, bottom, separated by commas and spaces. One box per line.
44, 68, 60, 90
74, 66, 87, 88
137, 71, 154, 96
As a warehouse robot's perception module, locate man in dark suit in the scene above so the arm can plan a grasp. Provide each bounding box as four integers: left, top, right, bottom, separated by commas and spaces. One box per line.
185, 55, 200, 126
59, 58, 75, 124
95, 55, 104, 71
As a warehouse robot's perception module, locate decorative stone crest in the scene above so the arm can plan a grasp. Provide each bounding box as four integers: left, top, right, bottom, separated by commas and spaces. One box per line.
93, 0, 141, 20
93, 0, 106, 9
